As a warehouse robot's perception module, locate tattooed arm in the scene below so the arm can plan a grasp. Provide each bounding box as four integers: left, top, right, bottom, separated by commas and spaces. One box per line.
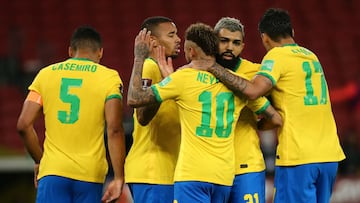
127, 29, 159, 108
208, 63, 273, 100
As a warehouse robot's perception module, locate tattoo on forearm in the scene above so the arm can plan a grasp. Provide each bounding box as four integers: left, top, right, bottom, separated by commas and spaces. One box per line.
209, 64, 248, 97
128, 59, 157, 106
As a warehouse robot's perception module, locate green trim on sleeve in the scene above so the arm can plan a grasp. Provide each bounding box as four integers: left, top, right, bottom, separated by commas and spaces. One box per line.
256, 72, 276, 86
150, 85, 163, 102
255, 99, 270, 115
147, 57, 158, 64
106, 94, 122, 102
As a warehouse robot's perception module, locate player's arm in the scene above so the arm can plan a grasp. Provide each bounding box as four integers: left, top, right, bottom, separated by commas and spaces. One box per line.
16, 91, 43, 164
128, 29, 159, 108
208, 63, 273, 100
136, 104, 160, 126
135, 44, 175, 126
17, 91, 43, 188
247, 96, 282, 130
257, 104, 282, 130
102, 97, 126, 203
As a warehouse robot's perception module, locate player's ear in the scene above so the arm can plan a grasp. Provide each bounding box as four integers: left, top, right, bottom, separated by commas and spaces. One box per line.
98, 48, 104, 59
189, 46, 197, 58
261, 33, 270, 44
150, 36, 158, 47
68, 47, 74, 57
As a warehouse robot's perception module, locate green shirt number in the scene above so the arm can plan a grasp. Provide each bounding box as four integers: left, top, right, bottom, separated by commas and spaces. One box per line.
302, 61, 328, 105
196, 91, 235, 138
58, 78, 82, 124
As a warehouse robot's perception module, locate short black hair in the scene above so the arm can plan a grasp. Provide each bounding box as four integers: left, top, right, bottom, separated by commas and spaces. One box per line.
141, 16, 174, 37
70, 26, 102, 51
185, 23, 218, 56
258, 8, 293, 42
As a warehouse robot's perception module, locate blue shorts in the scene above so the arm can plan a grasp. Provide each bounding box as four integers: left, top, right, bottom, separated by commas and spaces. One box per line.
36, 175, 103, 203
229, 171, 266, 203
174, 181, 231, 203
273, 162, 338, 203
128, 183, 174, 203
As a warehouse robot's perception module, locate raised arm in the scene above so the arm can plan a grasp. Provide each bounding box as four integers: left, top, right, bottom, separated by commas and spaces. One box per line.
135, 45, 174, 126
208, 63, 273, 100
127, 29, 159, 108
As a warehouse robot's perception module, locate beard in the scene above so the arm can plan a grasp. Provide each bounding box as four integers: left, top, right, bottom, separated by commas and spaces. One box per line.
216, 53, 240, 72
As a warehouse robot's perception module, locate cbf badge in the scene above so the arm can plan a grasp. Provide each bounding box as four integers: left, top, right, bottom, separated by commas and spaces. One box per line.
142, 78, 152, 89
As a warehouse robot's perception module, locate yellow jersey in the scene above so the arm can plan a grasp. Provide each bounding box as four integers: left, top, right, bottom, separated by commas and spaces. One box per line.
152, 67, 247, 186
29, 58, 123, 183
233, 59, 269, 174
257, 44, 345, 166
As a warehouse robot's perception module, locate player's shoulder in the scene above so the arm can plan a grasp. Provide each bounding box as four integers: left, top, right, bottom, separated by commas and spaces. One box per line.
144, 57, 159, 69
240, 58, 260, 69
236, 58, 260, 77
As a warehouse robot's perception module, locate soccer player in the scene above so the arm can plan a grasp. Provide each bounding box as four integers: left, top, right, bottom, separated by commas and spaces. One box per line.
214, 17, 269, 203
128, 23, 280, 203
207, 8, 346, 203
124, 16, 181, 203
16, 26, 126, 203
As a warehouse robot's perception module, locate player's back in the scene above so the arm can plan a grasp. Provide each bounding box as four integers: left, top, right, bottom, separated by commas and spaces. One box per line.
258, 44, 345, 165
152, 67, 247, 186
30, 58, 122, 182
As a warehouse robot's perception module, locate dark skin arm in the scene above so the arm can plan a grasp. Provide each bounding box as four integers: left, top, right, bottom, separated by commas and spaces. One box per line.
208, 63, 273, 100
101, 98, 126, 203
127, 29, 159, 108
16, 100, 43, 188
136, 104, 160, 126
257, 104, 282, 130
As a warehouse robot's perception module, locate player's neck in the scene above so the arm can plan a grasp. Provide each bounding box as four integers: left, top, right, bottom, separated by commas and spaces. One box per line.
190, 56, 215, 70
278, 37, 295, 46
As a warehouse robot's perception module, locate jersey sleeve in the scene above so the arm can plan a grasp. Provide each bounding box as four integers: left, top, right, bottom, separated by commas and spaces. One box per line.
151, 71, 183, 103
106, 70, 123, 101
257, 49, 283, 86
28, 68, 46, 95
246, 96, 270, 115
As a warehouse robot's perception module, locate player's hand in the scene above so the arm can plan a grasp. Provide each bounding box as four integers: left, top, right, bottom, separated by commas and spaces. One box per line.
134, 28, 153, 60
156, 46, 174, 78
101, 178, 124, 203
34, 163, 39, 188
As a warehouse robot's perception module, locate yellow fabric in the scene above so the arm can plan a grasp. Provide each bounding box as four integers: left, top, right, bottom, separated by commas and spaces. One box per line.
125, 58, 181, 184
258, 44, 345, 166
152, 67, 247, 186
29, 58, 122, 183
233, 59, 268, 174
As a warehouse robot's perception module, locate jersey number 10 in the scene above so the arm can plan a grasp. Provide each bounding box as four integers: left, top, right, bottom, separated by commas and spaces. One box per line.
196, 91, 235, 138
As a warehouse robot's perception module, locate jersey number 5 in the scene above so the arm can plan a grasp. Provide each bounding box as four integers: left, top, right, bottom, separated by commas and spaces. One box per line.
196, 91, 235, 138
58, 78, 83, 124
